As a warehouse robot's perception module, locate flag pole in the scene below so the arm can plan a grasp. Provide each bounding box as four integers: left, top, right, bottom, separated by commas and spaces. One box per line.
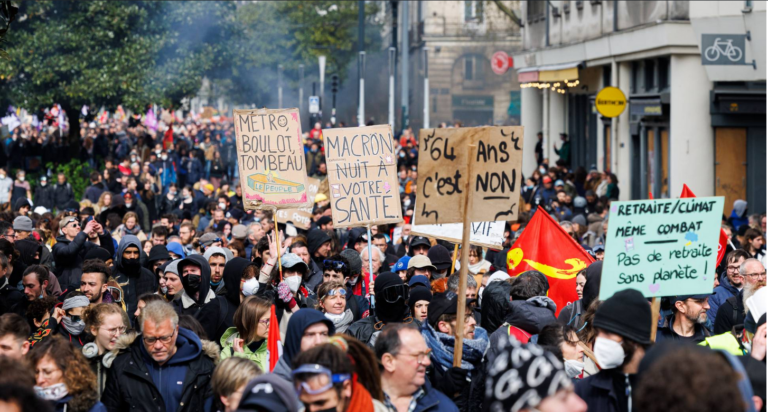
272, 206, 283, 282
367, 224, 375, 308
453, 144, 475, 367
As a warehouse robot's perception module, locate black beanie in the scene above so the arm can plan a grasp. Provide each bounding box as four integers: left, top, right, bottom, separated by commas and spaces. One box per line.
409, 286, 433, 306
581, 260, 603, 309
593, 289, 652, 345
307, 229, 331, 255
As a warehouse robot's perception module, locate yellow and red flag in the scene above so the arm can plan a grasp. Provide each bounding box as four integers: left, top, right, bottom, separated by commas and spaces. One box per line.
507, 207, 594, 315
267, 305, 282, 372
679, 184, 728, 266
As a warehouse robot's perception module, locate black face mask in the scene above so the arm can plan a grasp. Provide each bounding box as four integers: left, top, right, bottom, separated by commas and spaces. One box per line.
122, 258, 140, 271
184, 274, 202, 293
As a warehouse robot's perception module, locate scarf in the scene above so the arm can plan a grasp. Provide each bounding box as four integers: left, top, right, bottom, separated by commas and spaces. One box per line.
325, 309, 354, 333
346, 381, 375, 412
420, 321, 489, 375
120, 224, 141, 236
467, 259, 491, 275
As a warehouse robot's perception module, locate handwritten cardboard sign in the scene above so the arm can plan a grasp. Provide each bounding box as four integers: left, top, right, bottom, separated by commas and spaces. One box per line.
598, 197, 724, 300
323, 124, 403, 228
275, 177, 320, 230
411, 219, 506, 249
415, 126, 524, 225
234, 108, 311, 211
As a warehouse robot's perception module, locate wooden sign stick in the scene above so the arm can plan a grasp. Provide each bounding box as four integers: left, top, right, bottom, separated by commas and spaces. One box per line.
451, 244, 459, 275
367, 224, 375, 308
453, 145, 475, 367
650, 297, 661, 343
272, 206, 283, 283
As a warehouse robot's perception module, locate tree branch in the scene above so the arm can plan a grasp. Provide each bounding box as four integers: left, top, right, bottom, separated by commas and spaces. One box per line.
491, 0, 522, 27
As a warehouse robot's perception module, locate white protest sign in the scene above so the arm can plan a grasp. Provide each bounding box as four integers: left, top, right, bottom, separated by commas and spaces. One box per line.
411, 219, 506, 249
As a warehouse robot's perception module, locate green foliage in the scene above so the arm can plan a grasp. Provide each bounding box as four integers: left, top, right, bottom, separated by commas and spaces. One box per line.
46, 160, 91, 201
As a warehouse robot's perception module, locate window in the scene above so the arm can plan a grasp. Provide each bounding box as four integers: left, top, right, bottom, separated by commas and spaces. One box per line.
657, 58, 669, 90
465, 1, 483, 22
644, 60, 655, 91
527, 1, 546, 22
465, 57, 475, 81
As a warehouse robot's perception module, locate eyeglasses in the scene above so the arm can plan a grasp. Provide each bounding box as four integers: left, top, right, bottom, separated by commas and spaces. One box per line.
291, 364, 351, 395
744, 271, 767, 280
396, 348, 432, 364
380, 284, 409, 303
258, 318, 270, 326
727, 264, 741, 273
320, 288, 346, 301
102, 326, 126, 336
143, 329, 176, 345
323, 260, 347, 271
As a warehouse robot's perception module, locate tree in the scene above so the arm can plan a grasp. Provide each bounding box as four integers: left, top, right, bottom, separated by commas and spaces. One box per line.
0, 1, 18, 59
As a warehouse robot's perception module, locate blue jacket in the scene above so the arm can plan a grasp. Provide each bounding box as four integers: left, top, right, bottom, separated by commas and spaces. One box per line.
53, 396, 107, 412
410, 380, 459, 412
708, 273, 740, 324
140, 328, 202, 412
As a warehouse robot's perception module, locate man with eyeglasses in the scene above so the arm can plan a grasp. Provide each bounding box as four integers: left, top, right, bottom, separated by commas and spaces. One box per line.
52, 215, 115, 294
715, 258, 766, 334
708, 249, 750, 327
0, 221, 14, 243
348, 272, 416, 348
103, 300, 217, 412
375, 322, 459, 412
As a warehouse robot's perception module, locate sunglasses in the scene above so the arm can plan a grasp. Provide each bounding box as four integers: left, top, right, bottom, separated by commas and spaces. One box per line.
380, 284, 409, 303
323, 260, 347, 271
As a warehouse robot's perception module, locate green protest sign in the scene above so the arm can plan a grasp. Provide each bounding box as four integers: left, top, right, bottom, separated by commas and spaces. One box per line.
599, 197, 724, 300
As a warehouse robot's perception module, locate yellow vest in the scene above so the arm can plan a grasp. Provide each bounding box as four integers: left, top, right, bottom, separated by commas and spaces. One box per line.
698, 332, 746, 356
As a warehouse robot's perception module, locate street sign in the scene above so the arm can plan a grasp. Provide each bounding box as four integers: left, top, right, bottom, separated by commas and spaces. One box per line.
309, 96, 320, 114
491, 51, 512, 75
595, 86, 627, 118
702, 34, 746, 65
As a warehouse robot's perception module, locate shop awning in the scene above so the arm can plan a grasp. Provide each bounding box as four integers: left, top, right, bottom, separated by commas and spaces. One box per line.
517, 61, 583, 83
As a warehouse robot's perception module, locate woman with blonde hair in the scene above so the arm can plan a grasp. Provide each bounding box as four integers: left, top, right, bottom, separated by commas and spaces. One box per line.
113, 211, 146, 242
96, 192, 112, 214
28, 336, 107, 412
211, 357, 262, 412
317, 281, 354, 333
219, 296, 272, 371
82, 303, 125, 398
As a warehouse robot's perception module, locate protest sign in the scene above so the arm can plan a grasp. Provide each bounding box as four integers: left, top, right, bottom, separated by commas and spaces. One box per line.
275, 177, 320, 230
411, 219, 506, 249
233, 108, 311, 211
323, 124, 403, 228
415, 126, 524, 225
599, 197, 724, 300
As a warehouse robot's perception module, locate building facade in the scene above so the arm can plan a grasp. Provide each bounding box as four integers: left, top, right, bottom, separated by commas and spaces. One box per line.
513, 0, 765, 215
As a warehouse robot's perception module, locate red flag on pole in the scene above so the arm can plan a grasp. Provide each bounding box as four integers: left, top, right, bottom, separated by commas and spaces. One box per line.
679, 185, 728, 266
267, 305, 282, 372
507, 207, 595, 316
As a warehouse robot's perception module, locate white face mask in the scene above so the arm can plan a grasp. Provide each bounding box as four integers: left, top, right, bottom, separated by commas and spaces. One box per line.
218, 202, 227, 210
594, 337, 626, 370
18, 176, 24, 182
35, 383, 68, 401
161, 154, 168, 161
242, 277, 260, 297
564, 359, 584, 378
286, 276, 302, 293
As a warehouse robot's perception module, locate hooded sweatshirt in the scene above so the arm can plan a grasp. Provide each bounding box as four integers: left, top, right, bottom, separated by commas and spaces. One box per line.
203, 247, 233, 294
729, 199, 749, 230
273, 309, 335, 381
173, 255, 215, 316
139, 327, 202, 412
197, 257, 251, 344
113, 235, 158, 318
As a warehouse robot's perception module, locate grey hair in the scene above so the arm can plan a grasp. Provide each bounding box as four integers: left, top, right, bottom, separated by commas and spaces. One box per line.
360, 245, 385, 262
140, 300, 179, 329
447, 273, 478, 293
739, 258, 762, 277
247, 222, 261, 236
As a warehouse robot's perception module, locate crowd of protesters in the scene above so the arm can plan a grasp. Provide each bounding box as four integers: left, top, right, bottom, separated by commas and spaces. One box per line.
0, 107, 763, 412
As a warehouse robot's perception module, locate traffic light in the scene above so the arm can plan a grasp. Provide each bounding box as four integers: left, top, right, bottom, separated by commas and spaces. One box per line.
331, 75, 338, 94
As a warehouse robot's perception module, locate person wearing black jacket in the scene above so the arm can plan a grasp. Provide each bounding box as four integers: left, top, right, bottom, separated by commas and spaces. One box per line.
111, 235, 157, 319
33, 175, 55, 212
0, 252, 22, 316
197, 257, 251, 345
53, 173, 75, 211
173, 255, 216, 316
346, 272, 417, 348
52, 216, 115, 294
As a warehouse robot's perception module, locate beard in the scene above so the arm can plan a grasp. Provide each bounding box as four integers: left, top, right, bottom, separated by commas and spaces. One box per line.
743, 281, 766, 309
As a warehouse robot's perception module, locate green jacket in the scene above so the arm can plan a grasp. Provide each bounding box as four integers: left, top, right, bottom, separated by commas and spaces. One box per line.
219, 327, 268, 372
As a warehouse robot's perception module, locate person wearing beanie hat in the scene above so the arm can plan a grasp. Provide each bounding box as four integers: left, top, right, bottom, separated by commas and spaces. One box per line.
427, 244, 452, 279
393, 255, 411, 281
347, 272, 415, 348
316, 215, 333, 230
307, 228, 332, 266
84, 247, 114, 267
340, 248, 367, 297
484, 337, 586, 412
146, 244, 171, 275
575, 289, 652, 412
409, 286, 432, 322
12, 216, 34, 240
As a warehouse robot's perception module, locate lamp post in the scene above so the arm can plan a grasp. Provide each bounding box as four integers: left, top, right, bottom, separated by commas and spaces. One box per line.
388, 46, 396, 132
318, 55, 326, 122
358, 51, 366, 126
299, 64, 304, 116
277, 64, 283, 108
422, 47, 429, 129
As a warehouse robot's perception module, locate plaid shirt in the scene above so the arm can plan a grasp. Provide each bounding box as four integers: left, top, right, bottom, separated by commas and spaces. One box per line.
383, 387, 426, 412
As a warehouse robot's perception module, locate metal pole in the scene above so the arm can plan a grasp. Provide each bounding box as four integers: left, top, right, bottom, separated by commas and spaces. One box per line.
367, 224, 375, 308
422, 47, 429, 129
278, 65, 284, 109
388, 47, 396, 132
400, 0, 409, 130
358, 52, 366, 126
319, 55, 326, 122
299, 64, 304, 117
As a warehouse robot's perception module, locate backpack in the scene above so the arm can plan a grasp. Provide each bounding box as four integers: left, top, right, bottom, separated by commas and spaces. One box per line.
726, 296, 741, 325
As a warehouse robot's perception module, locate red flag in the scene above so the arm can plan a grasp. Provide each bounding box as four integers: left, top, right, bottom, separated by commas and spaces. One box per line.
507, 207, 595, 315
679, 185, 727, 266
267, 305, 282, 372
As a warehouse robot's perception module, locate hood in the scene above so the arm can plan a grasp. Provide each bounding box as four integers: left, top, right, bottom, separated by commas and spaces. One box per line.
166, 242, 186, 259
283, 309, 336, 367
111, 329, 219, 367
733, 199, 748, 218
505, 297, 557, 335
115, 235, 142, 270
581, 260, 603, 310
307, 229, 332, 255
223, 257, 251, 305
480, 280, 512, 332
139, 327, 204, 365
15, 238, 42, 266
178, 255, 212, 305
345, 227, 367, 250
204, 246, 233, 263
